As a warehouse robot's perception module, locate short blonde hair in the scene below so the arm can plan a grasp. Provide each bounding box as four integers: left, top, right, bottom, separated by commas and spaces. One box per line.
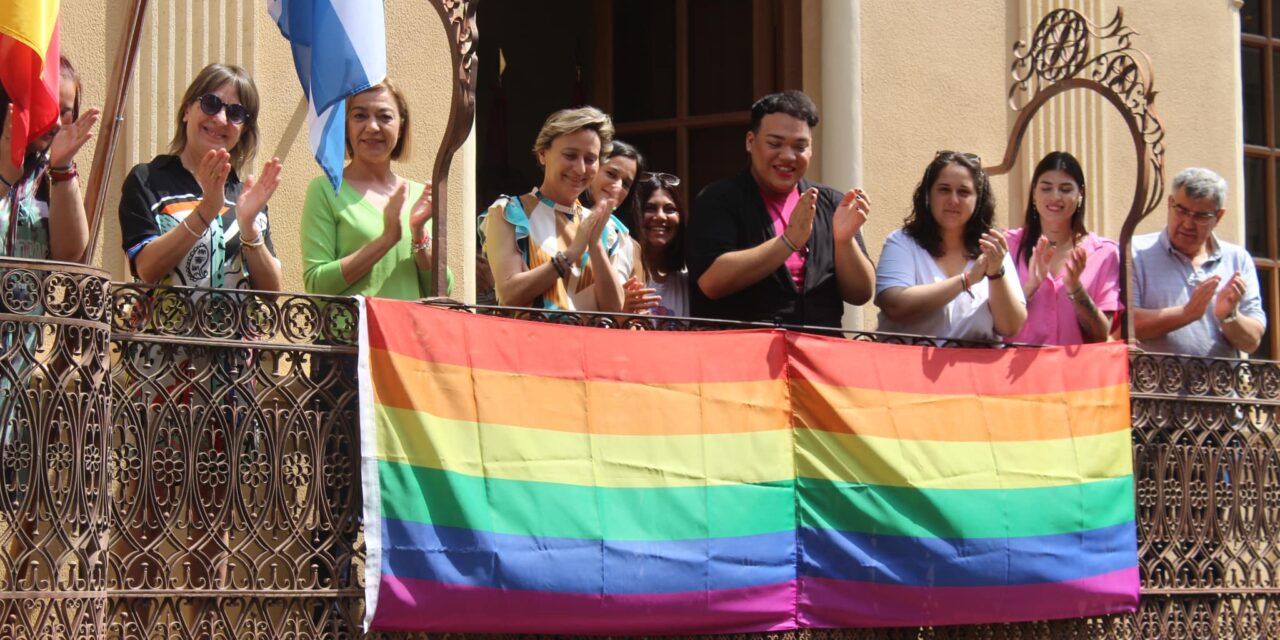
169, 63, 260, 173
532, 106, 614, 160
344, 79, 413, 161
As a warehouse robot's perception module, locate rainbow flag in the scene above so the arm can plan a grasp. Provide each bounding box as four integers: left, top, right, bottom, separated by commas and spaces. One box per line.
359, 298, 1138, 634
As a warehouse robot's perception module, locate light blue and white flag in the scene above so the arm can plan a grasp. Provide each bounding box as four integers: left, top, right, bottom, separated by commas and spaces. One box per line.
268, 0, 386, 191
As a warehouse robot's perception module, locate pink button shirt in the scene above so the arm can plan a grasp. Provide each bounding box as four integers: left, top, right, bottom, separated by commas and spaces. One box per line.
761, 188, 805, 290
1007, 229, 1123, 346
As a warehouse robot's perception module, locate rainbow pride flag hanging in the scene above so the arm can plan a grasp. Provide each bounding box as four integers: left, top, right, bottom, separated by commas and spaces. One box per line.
359, 298, 1138, 634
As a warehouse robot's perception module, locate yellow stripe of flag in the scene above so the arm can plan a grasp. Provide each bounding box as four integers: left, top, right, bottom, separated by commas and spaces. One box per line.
0, 1, 59, 60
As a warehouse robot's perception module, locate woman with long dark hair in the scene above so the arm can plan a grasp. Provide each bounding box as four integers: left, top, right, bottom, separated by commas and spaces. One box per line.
875, 151, 1026, 341
1007, 151, 1119, 344
623, 172, 688, 316
0, 55, 99, 261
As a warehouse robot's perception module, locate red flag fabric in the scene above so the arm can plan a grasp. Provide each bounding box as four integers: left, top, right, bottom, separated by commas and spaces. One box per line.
0, 6, 61, 168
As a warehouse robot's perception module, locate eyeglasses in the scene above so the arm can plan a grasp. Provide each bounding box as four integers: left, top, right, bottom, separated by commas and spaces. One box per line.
1171, 202, 1218, 226
198, 93, 251, 125
936, 150, 982, 165
640, 172, 681, 188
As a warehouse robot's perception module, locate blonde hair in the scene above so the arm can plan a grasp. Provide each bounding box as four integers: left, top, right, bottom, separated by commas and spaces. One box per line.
169, 63, 260, 173
532, 106, 614, 160
344, 79, 413, 161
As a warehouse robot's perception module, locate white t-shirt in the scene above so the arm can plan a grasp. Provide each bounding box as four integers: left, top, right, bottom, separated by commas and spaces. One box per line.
874, 228, 1024, 342
649, 268, 689, 317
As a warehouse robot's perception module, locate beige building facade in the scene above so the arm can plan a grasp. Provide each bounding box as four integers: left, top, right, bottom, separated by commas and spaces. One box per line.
57, 1, 1268, 349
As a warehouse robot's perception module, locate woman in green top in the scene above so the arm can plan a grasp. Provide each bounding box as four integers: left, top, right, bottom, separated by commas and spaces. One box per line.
301, 79, 452, 298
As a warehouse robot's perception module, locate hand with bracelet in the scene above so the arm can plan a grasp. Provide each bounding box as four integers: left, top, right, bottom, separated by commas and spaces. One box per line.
781, 187, 818, 252
47, 106, 101, 180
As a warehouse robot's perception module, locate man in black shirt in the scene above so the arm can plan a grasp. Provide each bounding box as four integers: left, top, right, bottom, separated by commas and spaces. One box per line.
687, 91, 874, 328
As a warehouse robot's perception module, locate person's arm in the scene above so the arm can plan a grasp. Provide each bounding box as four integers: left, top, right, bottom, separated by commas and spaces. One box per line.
831, 189, 874, 305
1061, 246, 1111, 342
487, 199, 563, 307
1133, 276, 1219, 341
1215, 271, 1265, 353
698, 188, 817, 300
132, 149, 232, 283
236, 158, 283, 292
981, 230, 1026, 338
301, 178, 351, 294
875, 231, 985, 323
877, 275, 971, 322
45, 107, 100, 262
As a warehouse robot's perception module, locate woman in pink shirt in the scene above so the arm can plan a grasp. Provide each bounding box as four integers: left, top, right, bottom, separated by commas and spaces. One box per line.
1008, 152, 1121, 345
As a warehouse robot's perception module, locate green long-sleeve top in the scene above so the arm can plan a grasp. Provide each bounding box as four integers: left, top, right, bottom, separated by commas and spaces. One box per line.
301, 175, 454, 298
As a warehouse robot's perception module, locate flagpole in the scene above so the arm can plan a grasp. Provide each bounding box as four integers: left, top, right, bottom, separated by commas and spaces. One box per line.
80, 0, 150, 265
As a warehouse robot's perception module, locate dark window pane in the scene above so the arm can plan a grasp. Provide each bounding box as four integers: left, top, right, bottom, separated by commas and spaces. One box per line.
689, 125, 750, 205
1257, 267, 1275, 360
689, 0, 754, 116
613, 0, 676, 122
1246, 156, 1268, 256
625, 131, 678, 179
1244, 0, 1262, 35
1244, 46, 1266, 146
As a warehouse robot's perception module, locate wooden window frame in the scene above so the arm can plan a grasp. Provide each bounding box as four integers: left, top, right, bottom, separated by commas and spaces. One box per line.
1242, 1, 1280, 358
589, 0, 802, 187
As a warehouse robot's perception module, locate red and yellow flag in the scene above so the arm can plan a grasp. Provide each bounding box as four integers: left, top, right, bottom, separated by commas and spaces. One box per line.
0, 1, 61, 168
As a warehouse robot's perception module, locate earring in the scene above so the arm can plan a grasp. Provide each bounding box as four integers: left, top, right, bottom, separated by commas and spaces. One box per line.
925, 194, 930, 209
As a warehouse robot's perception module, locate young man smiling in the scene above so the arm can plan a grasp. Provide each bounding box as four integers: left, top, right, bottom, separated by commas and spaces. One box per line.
686, 91, 874, 328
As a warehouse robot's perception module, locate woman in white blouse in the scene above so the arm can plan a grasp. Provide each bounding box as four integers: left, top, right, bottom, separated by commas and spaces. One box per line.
874, 151, 1026, 342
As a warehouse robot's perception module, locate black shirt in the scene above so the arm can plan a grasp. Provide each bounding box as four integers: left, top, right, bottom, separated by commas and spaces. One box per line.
119, 154, 275, 288
686, 170, 866, 328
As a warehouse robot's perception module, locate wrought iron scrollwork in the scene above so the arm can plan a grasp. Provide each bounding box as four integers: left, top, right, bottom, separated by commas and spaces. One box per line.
1003, 8, 1166, 221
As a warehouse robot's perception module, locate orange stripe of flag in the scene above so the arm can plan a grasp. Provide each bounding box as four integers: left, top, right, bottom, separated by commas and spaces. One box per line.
787, 333, 1129, 395
369, 347, 792, 436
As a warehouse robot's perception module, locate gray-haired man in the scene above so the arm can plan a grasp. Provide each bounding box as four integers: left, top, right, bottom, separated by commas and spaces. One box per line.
1131, 167, 1266, 357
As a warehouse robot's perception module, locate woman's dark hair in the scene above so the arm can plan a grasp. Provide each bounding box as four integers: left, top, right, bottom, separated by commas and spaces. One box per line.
581, 139, 645, 227
1016, 151, 1088, 268
633, 173, 686, 274
904, 151, 996, 259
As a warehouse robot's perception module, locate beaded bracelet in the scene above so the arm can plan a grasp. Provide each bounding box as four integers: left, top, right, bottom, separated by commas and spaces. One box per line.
551, 251, 569, 279
411, 236, 431, 253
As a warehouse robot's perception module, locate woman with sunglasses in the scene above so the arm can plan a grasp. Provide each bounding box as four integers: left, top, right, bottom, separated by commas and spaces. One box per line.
1007, 151, 1119, 345
119, 63, 283, 290
301, 79, 452, 299
875, 151, 1026, 342
0, 54, 99, 262
483, 106, 626, 311
623, 172, 688, 316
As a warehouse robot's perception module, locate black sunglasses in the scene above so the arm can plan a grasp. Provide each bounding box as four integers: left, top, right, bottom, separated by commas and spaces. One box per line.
640, 172, 681, 187
198, 93, 251, 125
